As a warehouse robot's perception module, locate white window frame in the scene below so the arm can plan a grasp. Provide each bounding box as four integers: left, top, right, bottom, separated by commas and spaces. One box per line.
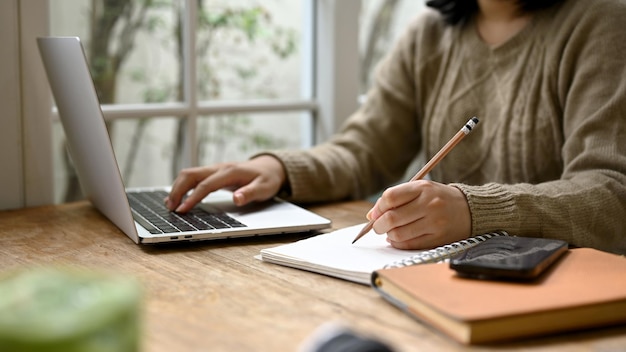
0, 0, 23, 210
0, 0, 54, 210
1, 0, 360, 209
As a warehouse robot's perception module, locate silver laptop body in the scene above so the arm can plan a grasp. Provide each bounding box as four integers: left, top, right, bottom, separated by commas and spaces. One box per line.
37, 36, 331, 244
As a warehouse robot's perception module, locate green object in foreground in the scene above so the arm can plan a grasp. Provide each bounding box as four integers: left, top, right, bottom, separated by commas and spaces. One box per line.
0, 267, 142, 352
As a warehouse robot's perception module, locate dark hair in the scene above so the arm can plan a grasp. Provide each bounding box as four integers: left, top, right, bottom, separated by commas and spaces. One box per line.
426, 0, 566, 25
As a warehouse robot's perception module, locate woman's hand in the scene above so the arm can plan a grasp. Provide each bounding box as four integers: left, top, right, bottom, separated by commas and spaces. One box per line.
366, 180, 472, 249
165, 155, 286, 213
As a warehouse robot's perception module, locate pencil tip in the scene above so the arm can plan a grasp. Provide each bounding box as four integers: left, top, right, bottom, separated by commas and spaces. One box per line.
353, 220, 374, 244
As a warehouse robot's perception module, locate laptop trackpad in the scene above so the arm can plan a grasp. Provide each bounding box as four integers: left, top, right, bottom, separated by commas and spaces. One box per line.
198, 198, 278, 215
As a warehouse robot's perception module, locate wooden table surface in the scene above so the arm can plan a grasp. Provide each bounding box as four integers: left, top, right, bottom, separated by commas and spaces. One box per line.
1, 201, 626, 352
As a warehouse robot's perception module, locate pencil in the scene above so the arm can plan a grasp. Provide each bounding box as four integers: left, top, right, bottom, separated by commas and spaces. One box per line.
351, 116, 480, 244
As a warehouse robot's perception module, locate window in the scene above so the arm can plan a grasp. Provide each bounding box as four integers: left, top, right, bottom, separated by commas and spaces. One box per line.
2, 0, 425, 209
49, 0, 316, 203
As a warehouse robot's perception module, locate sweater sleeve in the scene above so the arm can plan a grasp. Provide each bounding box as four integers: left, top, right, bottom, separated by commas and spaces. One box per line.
454, 1, 626, 255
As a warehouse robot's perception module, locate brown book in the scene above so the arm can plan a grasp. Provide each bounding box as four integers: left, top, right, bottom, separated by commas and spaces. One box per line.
371, 248, 626, 344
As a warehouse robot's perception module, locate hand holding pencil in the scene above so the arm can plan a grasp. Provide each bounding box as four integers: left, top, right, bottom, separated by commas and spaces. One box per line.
352, 117, 479, 245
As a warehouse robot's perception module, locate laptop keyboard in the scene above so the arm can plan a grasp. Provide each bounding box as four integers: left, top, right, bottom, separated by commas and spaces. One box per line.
127, 190, 246, 235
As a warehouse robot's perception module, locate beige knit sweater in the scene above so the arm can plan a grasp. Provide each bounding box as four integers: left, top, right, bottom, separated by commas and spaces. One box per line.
269, 0, 626, 254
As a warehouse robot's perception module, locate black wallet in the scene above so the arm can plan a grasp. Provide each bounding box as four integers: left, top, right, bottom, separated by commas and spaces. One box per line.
449, 236, 569, 281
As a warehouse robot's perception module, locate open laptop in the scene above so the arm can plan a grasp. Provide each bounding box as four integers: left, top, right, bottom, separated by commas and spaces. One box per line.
37, 36, 331, 244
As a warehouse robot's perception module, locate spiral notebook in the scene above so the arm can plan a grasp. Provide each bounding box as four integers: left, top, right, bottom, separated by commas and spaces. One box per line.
259, 223, 507, 285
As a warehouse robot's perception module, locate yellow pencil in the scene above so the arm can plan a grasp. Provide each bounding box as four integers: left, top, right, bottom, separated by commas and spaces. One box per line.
351, 117, 480, 244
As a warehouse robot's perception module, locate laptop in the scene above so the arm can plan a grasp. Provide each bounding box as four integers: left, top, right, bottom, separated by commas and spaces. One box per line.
37, 36, 331, 244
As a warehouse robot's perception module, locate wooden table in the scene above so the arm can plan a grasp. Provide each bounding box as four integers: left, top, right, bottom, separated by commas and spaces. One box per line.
1, 201, 626, 352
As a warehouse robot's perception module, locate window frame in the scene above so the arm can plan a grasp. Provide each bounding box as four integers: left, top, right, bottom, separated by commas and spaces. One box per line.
1, 0, 360, 209
0, 0, 54, 210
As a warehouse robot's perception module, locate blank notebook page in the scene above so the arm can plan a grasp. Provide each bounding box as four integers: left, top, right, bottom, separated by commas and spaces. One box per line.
259, 223, 427, 284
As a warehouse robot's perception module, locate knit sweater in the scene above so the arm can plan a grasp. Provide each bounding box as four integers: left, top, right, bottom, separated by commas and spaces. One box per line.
268, 0, 626, 254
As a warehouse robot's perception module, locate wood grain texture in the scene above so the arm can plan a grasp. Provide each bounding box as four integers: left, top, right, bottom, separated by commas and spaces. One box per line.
1, 201, 625, 352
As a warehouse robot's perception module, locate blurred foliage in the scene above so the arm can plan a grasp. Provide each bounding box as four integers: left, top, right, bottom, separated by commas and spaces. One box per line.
62, 0, 296, 201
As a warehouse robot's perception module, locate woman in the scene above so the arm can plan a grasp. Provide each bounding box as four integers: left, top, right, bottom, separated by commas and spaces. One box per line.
166, 0, 626, 254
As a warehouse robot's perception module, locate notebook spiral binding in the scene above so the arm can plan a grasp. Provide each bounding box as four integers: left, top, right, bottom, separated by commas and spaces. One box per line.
383, 231, 509, 269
